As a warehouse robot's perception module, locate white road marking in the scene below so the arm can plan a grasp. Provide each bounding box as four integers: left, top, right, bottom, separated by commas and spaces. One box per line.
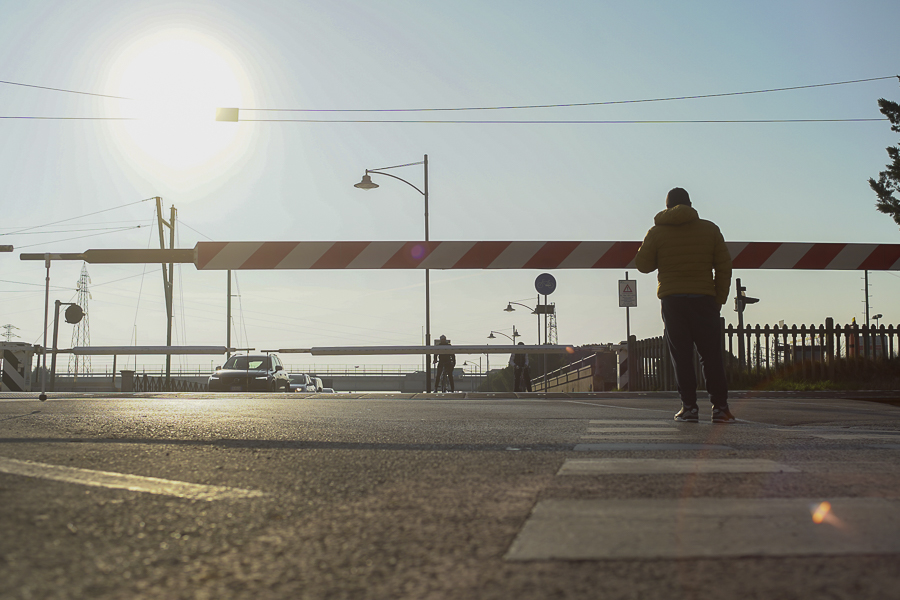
773, 428, 900, 441
588, 420, 675, 425
0, 457, 264, 501
506, 498, 900, 560
574, 443, 732, 451
558, 458, 800, 475
586, 427, 678, 433
580, 432, 681, 439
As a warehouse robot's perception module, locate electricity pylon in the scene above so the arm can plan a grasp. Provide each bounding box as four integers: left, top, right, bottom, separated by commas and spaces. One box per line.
1, 324, 19, 342
68, 264, 92, 377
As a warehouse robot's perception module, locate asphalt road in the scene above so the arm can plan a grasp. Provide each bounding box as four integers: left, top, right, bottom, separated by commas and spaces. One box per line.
1, 391, 899, 600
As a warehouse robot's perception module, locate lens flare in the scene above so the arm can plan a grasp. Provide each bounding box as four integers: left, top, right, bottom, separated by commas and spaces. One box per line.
811, 501, 831, 524
410, 244, 426, 260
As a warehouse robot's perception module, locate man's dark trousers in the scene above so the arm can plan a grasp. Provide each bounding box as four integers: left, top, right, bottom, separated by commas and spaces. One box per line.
661, 295, 728, 408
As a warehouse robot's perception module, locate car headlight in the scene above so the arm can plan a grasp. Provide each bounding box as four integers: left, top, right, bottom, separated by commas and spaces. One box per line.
255, 376, 268, 380
209, 375, 219, 380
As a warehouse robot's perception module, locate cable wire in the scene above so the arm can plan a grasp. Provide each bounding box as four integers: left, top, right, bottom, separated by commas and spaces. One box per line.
1, 197, 154, 237
15, 225, 143, 249
0, 79, 130, 100
239, 75, 900, 112
237, 117, 887, 124
1, 74, 896, 117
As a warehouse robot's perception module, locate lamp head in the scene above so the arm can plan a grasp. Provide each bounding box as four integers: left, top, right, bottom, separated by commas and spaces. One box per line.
354, 173, 379, 190
487, 332, 496, 339
873, 313, 883, 319
504, 303, 515, 312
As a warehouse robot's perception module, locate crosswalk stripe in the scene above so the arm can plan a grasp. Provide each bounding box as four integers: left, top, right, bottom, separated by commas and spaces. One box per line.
506, 498, 900, 560
558, 458, 799, 475
580, 432, 680, 439
574, 443, 732, 451
586, 427, 678, 433
588, 420, 673, 425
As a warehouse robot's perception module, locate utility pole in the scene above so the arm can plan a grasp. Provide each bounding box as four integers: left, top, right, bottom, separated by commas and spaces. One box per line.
156, 197, 176, 390
226, 270, 232, 359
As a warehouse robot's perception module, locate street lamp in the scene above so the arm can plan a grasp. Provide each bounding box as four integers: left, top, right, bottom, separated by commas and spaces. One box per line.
488, 327, 520, 343
504, 301, 540, 345
873, 313, 883, 327
354, 155, 432, 391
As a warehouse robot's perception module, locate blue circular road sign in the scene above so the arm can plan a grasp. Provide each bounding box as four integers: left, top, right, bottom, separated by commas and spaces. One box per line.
535, 273, 557, 295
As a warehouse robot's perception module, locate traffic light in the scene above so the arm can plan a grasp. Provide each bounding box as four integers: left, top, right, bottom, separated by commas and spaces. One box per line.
734, 278, 759, 314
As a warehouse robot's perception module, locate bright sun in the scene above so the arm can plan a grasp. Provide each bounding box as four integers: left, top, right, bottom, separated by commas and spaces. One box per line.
108, 31, 253, 175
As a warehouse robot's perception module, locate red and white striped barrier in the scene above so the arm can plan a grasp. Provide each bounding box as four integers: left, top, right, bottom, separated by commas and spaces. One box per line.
194, 241, 900, 271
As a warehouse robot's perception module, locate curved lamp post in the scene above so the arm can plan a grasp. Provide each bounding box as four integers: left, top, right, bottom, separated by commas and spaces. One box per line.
486, 328, 519, 383
504, 301, 540, 345
488, 327, 520, 343
355, 155, 432, 391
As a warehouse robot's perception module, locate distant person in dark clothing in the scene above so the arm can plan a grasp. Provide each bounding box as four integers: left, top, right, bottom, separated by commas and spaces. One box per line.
433, 335, 456, 392
509, 342, 532, 392
635, 187, 734, 423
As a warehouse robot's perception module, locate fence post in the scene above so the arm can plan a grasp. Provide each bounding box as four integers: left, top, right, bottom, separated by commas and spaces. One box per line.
825, 317, 834, 380
627, 335, 636, 391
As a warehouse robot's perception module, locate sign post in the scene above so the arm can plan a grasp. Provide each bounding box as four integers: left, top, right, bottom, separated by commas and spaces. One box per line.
535, 273, 557, 391
618, 272, 637, 339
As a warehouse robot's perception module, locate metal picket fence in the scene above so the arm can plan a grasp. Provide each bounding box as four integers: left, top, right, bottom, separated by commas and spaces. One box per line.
627, 318, 899, 391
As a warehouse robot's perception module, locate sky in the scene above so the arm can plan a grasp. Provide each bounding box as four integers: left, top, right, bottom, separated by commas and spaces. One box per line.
1, 0, 899, 376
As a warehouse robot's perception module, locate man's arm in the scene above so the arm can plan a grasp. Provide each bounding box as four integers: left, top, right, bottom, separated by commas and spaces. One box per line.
635, 228, 657, 274
712, 230, 733, 305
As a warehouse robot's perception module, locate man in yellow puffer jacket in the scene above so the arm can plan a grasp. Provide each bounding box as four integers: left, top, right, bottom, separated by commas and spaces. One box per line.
635, 188, 734, 423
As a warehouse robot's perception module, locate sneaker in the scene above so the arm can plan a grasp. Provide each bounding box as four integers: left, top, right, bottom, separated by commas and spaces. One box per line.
711, 406, 736, 424
674, 405, 699, 422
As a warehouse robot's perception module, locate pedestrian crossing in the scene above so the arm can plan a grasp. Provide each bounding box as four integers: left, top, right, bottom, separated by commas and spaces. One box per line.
506, 411, 900, 561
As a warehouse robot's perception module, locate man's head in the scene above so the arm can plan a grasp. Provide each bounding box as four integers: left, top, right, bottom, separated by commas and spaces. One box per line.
666, 187, 691, 208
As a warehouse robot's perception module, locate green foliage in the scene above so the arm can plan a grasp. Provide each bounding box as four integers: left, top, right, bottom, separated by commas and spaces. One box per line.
729, 357, 900, 391
479, 366, 513, 392
869, 96, 900, 228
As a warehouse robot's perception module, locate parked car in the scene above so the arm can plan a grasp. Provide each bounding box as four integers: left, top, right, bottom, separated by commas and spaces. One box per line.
289, 373, 316, 393
310, 376, 324, 392
208, 354, 291, 392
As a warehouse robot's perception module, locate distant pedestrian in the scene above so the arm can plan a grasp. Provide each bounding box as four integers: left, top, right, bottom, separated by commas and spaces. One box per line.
509, 342, 532, 392
433, 335, 456, 392
635, 187, 735, 423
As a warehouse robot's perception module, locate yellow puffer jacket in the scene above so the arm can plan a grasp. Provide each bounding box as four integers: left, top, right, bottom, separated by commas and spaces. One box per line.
635, 205, 732, 304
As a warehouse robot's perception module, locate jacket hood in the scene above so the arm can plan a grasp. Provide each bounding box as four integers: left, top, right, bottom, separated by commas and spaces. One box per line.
654, 204, 700, 226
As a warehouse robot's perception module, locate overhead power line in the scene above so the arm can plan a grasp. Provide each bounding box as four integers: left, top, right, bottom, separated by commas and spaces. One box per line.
237, 118, 887, 124
15, 225, 144, 249
0, 79, 130, 100
0, 116, 887, 124
240, 75, 900, 113
0, 197, 154, 237
0, 74, 896, 113
0, 116, 137, 120
7, 225, 151, 235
